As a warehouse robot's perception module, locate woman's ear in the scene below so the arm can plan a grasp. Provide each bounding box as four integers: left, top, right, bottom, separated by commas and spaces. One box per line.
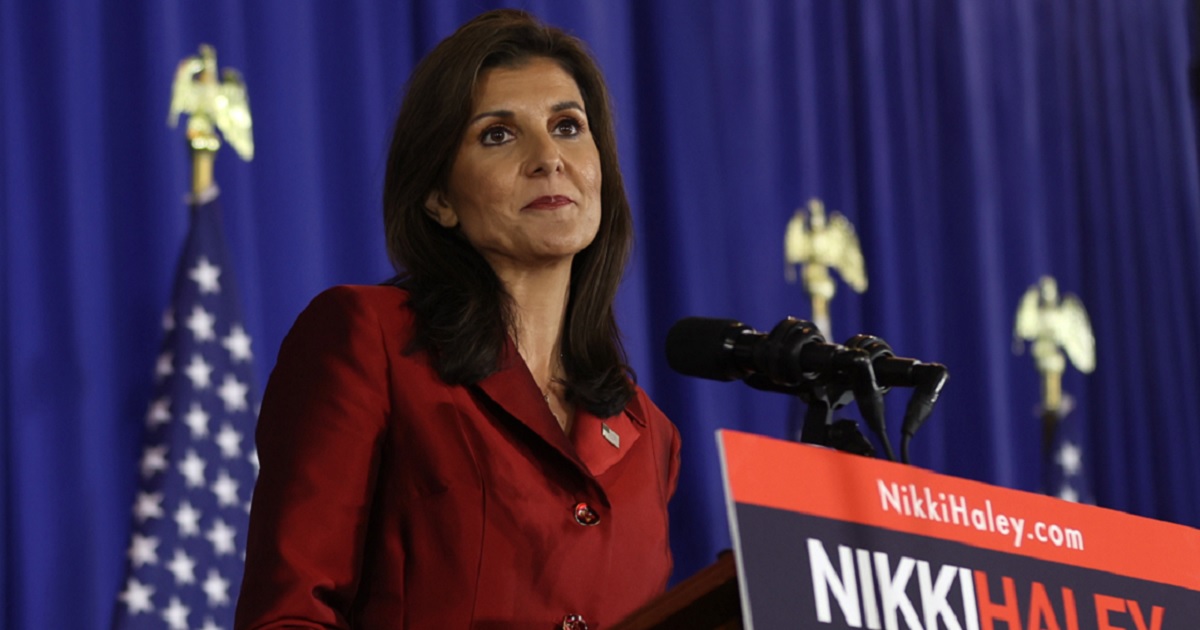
424, 191, 459, 228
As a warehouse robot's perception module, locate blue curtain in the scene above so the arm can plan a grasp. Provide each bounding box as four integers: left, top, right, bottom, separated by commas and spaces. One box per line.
4, 1, 1199, 627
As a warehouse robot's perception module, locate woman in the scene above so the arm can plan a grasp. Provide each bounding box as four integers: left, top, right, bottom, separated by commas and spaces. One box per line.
235, 9, 681, 630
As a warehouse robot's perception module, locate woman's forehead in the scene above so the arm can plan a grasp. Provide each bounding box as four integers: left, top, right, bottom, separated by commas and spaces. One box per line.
471, 57, 583, 111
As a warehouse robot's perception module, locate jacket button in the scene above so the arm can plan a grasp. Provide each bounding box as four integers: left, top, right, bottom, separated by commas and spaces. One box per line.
573, 502, 600, 526
560, 613, 588, 630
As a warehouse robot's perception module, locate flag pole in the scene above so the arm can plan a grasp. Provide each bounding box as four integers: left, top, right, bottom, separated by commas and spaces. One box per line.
188, 48, 217, 197
192, 147, 215, 200
1039, 366, 1065, 482
1013, 275, 1096, 501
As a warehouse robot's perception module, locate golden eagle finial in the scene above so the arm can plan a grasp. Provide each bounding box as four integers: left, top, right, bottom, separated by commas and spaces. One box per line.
168, 44, 254, 161
784, 198, 867, 336
1014, 275, 1095, 412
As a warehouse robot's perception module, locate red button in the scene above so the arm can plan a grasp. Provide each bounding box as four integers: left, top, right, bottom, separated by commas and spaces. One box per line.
573, 502, 599, 526
561, 613, 588, 630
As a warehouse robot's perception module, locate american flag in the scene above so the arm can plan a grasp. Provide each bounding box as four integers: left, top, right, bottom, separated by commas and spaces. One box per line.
1043, 398, 1092, 505
113, 196, 259, 630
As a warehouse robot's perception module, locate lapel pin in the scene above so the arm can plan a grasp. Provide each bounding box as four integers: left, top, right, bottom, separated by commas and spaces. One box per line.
601, 422, 620, 449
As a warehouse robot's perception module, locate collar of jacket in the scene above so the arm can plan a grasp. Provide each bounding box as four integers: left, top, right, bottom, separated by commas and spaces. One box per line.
473, 336, 645, 482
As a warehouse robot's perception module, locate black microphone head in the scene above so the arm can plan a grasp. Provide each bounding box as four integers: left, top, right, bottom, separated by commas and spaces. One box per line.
665, 317, 754, 381
901, 363, 950, 437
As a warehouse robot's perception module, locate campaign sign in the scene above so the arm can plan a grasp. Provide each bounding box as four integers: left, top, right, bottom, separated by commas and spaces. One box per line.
717, 430, 1200, 630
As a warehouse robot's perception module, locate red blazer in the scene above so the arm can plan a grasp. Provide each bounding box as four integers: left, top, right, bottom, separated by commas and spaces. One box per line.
235, 285, 681, 629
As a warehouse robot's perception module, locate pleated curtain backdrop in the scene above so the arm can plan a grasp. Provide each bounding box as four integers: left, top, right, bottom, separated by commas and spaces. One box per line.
3, 1, 1199, 628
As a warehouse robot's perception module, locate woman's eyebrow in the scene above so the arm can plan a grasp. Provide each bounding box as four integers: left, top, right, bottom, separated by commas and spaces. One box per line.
468, 101, 586, 126
468, 109, 512, 125
551, 100, 585, 113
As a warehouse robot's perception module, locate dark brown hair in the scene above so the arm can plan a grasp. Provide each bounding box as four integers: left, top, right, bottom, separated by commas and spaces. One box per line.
383, 9, 634, 417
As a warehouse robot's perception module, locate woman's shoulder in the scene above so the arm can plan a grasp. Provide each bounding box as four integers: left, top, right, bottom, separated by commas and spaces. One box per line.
624, 384, 682, 488
304, 283, 411, 316
289, 283, 416, 339
623, 383, 674, 431
308, 282, 409, 308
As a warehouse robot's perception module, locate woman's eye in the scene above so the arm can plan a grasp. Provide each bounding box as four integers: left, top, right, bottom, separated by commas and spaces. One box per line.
554, 117, 583, 136
481, 126, 513, 146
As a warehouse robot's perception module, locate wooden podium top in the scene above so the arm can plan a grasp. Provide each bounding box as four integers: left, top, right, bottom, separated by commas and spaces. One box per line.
610, 551, 741, 630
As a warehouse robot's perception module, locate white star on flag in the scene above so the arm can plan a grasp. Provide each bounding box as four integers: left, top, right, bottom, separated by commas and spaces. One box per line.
167, 549, 197, 585
189, 256, 222, 294
184, 402, 210, 439
215, 424, 243, 459
1056, 441, 1083, 477
162, 596, 191, 630
175, 500, 202, 538
115, 199, 259, 630
185, 355, 214, 389
179, 449, 207, 488
134, 492, 164, 522
186, 305, 217, 342
218, 374, 249, 412
141, 445, 169, 478
129, 533, 160, 568
222, 324, 253, 362
211, 470, 241, 507
1042, 398, 1093, 506
146, 397, 172, 427
156, 352, 174, 380
118, 578, 156, 615
202, 569, 232, 607
206, 518, 237, 556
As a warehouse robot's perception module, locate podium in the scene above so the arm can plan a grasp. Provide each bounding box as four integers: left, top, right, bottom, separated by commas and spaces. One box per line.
610, 552, 741, 630
615, 430, 1200, 629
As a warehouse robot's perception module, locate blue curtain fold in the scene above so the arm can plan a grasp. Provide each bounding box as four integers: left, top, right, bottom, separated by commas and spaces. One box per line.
3, 1, 1199, 628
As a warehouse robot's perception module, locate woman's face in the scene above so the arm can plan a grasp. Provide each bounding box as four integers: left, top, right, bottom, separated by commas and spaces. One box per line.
426, 56, 602, 273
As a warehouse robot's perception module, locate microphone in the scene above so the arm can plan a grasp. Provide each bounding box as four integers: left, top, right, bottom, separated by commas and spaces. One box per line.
901, 363, 948, 438
665, 317, 865, 388
843, 334, 940, 390
844, 334, 949, 462
666, 317, 895, 460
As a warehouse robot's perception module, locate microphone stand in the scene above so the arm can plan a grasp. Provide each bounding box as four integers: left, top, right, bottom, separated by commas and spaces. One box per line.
798, 380, 878, 458
751, 375, 877, 457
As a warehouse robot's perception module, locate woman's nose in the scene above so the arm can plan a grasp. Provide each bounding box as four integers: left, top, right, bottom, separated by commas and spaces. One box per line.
524, 131, 564, 176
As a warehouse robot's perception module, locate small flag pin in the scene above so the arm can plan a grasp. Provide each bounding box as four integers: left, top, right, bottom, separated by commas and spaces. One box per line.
601, 422, 620, 449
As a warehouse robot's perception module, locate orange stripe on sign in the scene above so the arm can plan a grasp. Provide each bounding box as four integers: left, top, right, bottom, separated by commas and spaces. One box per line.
718, 430, 1200, 592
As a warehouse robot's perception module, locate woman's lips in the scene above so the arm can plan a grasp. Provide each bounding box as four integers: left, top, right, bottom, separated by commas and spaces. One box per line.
524, 195, 573, 210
